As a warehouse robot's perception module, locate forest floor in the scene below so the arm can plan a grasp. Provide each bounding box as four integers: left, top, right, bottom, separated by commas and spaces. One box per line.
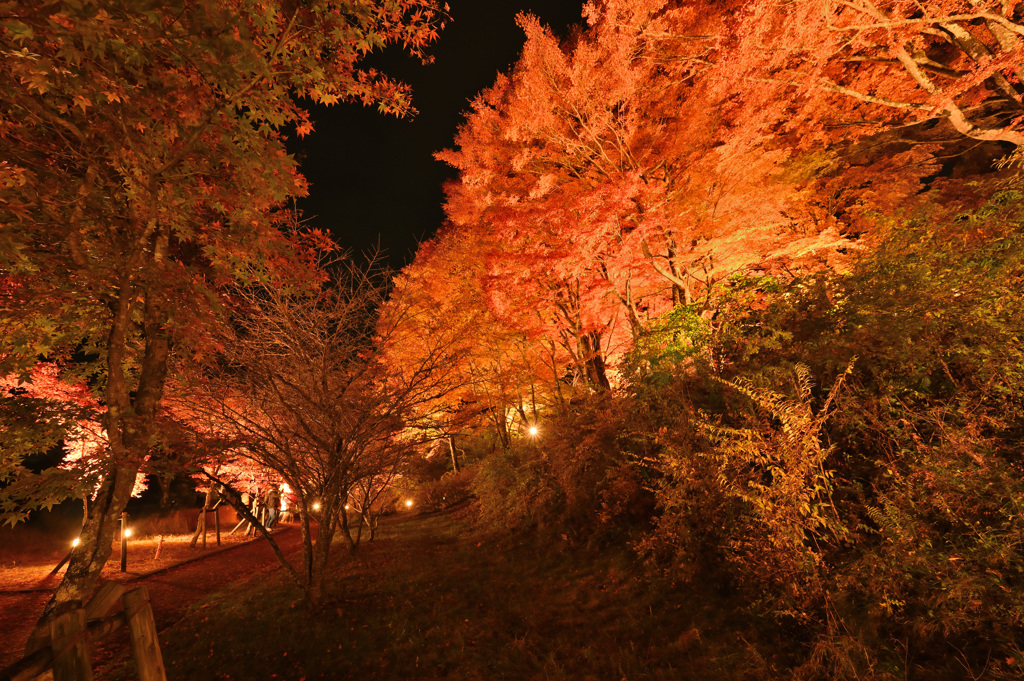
86, 506, 783, 681
0, 524, 306, 670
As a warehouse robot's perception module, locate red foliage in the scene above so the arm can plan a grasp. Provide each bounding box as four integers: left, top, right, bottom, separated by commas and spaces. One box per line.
406, 0, 1020, 406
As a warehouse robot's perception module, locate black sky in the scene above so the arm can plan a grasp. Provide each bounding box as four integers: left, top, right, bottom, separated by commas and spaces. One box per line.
287, 1, 585, 268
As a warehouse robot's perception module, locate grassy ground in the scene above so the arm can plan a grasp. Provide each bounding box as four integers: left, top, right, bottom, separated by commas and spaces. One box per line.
105, 507, 784, 681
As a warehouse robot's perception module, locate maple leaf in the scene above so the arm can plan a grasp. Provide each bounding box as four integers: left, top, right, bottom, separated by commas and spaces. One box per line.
1, 20, 34, 42
1, 0, 447, 625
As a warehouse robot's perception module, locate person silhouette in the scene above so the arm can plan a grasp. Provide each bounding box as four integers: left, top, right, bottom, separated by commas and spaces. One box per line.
265, 486, 282, 529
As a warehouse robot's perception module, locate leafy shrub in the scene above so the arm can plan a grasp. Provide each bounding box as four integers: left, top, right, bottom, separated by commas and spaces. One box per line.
471, 442, 560, 532
631, 193, 1024, 678
414, 468, 475, 512
471, 395, 653, 542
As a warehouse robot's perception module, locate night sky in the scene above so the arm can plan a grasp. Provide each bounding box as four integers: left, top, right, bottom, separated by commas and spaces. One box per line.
288, 1, 586, 268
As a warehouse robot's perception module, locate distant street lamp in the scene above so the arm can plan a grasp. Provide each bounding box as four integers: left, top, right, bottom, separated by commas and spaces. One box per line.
528, 426, 538, 437
405, 499, 413, 509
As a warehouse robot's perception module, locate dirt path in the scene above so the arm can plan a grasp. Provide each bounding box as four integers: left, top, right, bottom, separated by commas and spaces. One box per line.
0, 524, 307, 670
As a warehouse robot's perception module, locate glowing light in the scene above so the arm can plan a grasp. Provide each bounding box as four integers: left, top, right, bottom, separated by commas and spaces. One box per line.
72, 538, 80, 547
344, 504, 350, 510
528, 426, 538, 436
312, 502, 321, 511
282, 483, 292, 494
123, 528, 132, 538
405, 500, 413, 508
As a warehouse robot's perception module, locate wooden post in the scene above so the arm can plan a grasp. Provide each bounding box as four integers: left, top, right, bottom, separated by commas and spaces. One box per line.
50, 609, 92, 681
122, 587, 167, 681
120, 512, 128, 572
214, 507, 221, 546
49, 550, 72, 577
84, 582, 126, 621
201, 510, 207, 549
153, 534, 164, 561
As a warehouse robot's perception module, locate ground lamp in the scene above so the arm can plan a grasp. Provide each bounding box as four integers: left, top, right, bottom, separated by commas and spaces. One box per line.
49, 538, 80, 576
120, 512, 131, 572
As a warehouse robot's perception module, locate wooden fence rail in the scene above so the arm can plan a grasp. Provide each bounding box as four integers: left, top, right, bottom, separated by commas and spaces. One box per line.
0, 583, 166, 681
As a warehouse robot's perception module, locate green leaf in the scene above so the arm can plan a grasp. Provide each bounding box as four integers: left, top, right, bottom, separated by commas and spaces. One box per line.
1, 20, 34, 42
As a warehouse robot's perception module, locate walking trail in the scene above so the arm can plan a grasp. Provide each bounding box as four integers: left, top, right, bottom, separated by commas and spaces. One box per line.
0, 524, 306, 670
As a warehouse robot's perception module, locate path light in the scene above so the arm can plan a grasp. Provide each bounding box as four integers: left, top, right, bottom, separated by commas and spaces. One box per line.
123, 528, 132, 538
528, 426, 538, 436
120, 512, 129, 572
405, 499, 413, 508
312, 502, 321, 511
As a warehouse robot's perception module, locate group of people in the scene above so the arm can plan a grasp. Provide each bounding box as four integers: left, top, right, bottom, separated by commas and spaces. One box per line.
238, 485, 288, 534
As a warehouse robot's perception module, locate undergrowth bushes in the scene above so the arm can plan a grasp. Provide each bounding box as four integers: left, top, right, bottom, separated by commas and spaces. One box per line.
634, 193, 1024, 678
472, 397, 651, 542
414, 469, 475, 512
464, 192, 1024, 678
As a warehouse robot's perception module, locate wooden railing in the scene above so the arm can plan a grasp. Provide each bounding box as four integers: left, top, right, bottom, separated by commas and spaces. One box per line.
1, 582, 166, 681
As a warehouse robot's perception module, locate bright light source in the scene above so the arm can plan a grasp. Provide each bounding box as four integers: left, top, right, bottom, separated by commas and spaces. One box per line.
282, 483, 292, 494
312, 502, 321, 511
528, 426, 538, 436
344, 504, 350, 510
72, 538, 80, 547
124, 528, 132, 538
405, 500, 413, 508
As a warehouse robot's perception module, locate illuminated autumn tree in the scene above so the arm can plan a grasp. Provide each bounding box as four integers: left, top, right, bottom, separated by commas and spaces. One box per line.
343, 436, 412, 544
0, 0, 443, 635
434, 1, 873, 396
185, 259, 465, 605
721, 0, 1024, 148
0, 363, 146, 524
430, 0, 1007, 402
387, 227, 568, 448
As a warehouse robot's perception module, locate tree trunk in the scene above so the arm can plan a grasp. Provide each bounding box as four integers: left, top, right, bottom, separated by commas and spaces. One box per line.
297, 510, 313, 584
581, 332, 611, 391
29, 282, 173, 655
493, 411, 511, 450
340, 505, 363, 550
189, 486, 216, 548
306, 506, 336, 607
27, 463, 139, 653
368, 510, 382, 541
447, 435, 460, 473
207, 475, 302, 587
158, 472, 174, 511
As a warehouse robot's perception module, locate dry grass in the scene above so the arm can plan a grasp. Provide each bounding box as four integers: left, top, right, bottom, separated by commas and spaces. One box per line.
100, 509, 771, 681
